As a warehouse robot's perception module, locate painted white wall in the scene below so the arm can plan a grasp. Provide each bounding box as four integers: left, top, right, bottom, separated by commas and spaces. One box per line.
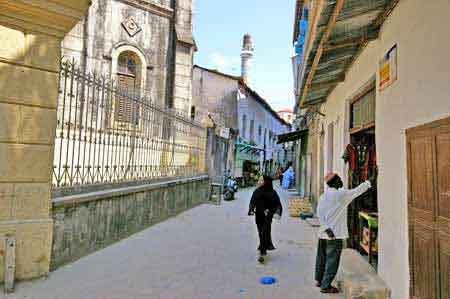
237, 91, 289, 169
321, 1, 450, 298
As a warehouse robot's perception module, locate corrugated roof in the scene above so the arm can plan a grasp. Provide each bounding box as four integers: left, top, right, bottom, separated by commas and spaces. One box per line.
296, 0, 400, 108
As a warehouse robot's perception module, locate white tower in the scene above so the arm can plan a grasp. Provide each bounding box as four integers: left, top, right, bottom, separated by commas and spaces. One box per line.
241, 33, 254, 85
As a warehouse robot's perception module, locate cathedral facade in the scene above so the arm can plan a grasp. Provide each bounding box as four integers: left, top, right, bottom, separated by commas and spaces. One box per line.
62, 0, 195, 112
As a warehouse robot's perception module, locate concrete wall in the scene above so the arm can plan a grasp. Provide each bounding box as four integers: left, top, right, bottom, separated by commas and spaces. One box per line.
51, 176, 209, 269
321, 1, 450, 298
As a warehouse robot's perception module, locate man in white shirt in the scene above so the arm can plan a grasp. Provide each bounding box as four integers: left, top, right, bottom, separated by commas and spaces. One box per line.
315, 172, 371, 293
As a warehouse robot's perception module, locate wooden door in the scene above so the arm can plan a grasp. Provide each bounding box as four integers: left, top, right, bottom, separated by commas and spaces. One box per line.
407, 117, 450, 299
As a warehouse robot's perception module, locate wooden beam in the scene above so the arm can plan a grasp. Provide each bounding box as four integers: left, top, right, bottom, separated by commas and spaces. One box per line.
309, 76, 345, 91
303, 96, 327, 107
324, 38, 364, 52
315, 54, 354, 71
374, 0, 401, 28
324, 28, 379, 52
300, 0, 344, 108
318, 1, 386, 27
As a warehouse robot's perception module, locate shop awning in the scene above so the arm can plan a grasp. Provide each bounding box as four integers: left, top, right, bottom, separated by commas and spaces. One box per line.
236, 142, 265, 154
277, 129, 308, 144
295, 0, 398, 108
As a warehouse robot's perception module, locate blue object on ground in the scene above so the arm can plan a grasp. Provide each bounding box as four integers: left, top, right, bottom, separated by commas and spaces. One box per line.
260, 276, 277, 285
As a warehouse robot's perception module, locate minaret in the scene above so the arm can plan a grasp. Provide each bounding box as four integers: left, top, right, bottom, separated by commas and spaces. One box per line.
241, 33, 254, 85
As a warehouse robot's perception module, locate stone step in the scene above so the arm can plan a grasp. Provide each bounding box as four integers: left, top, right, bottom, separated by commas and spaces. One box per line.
336, 249, 391, 299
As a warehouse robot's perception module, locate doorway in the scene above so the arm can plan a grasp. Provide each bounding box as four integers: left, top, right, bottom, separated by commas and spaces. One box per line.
345, 83, 378, 267
407, 116, 450, 299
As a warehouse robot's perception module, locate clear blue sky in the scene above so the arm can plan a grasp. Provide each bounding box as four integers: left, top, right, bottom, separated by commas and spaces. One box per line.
193, 0, 296, 111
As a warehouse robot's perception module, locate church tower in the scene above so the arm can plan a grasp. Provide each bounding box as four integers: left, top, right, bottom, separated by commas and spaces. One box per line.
241, 33, 254, 85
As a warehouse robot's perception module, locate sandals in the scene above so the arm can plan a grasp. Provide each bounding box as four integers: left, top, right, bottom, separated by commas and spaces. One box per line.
320, 286, 339, 294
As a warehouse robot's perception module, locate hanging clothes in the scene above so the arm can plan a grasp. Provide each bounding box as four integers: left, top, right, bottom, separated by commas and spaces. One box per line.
342, 144, 360, 188
362, 145, 377, 181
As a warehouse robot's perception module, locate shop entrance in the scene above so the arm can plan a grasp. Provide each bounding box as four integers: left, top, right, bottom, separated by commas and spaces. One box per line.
344, 83, 378, 267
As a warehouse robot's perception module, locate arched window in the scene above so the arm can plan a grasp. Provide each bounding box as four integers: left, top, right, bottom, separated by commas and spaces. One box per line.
115, 51, 141, 124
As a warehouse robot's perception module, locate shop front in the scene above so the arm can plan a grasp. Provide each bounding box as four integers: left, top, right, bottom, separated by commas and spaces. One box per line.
234, 140, 264, 187
343, 80, 378, 267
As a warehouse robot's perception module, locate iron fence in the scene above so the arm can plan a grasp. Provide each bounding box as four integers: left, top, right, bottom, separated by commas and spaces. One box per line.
53, 60, 206, 189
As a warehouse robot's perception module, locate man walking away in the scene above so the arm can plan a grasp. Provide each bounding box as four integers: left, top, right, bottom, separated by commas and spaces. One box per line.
315, 172, 371, 293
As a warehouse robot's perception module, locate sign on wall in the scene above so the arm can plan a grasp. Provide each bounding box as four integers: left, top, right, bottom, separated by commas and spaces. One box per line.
379, 44, 398, 91
219, 127, 230, 139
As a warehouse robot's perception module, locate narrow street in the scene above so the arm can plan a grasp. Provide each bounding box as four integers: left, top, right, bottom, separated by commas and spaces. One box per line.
7, 186, 340, 299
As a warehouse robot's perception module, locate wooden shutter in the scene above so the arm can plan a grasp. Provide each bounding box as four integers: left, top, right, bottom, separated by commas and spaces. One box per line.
407, 117, 450, 299
115, 74, 135, 123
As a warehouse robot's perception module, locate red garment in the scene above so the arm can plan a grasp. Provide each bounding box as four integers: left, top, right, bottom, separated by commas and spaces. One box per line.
362, 145, 376, 180
343, 144, 358, 172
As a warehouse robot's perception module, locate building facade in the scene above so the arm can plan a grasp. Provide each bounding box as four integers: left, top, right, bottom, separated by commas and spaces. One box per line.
277, 108, 294, 125
292, 1, 450, 298
62, 0, 195, 112
236, 83, 291, 180
191, 65, 239, 182
0, 0, 91, 284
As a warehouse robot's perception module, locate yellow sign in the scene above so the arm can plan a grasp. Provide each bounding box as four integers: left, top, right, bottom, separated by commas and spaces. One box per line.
379, 45, 397, 90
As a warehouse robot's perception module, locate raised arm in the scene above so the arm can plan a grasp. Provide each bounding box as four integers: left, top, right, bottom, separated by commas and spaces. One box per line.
343, 181, 372, 204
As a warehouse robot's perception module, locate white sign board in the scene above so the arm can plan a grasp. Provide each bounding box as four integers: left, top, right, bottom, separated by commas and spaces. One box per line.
219, 127, 230, 139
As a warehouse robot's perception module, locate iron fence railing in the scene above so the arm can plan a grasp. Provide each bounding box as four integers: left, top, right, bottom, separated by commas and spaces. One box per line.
53, 60, 206, 189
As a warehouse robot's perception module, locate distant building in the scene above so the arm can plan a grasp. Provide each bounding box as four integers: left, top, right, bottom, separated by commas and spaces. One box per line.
236, 82, 291, 182
191, 65, 240, 181
192, 34, 291, 184
277, 108, 294, 125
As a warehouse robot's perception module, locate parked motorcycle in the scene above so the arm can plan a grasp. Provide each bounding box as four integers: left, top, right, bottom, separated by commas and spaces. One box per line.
223, 176, 238, 201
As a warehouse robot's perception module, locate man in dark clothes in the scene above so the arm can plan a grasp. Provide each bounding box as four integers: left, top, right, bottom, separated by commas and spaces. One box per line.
248, 176, 283, 263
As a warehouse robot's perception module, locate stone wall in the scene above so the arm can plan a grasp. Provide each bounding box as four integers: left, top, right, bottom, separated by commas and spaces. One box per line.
51, 176, 209, 269
62, 0, 195, 110
0, 0, 90, 283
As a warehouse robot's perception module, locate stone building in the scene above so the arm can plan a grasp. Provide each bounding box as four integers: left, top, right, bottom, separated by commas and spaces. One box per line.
236, 83, 291, 180
191, 65, 239, 181
0, 0, 91, 285
235, 34, 291, 181
62, 0, 195, 112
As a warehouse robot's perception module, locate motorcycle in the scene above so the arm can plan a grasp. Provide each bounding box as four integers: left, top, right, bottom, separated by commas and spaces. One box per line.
223, 175, 238, 201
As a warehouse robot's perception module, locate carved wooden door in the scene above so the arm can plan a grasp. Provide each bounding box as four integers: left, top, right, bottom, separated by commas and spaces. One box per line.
407, 117, 450, 299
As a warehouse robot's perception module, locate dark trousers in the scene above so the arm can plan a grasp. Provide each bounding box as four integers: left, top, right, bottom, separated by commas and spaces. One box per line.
256, 216, 274, 255
315, 239, 343, 289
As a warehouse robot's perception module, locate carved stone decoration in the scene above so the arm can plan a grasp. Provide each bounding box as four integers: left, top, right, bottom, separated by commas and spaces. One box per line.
121, 16, 141, 37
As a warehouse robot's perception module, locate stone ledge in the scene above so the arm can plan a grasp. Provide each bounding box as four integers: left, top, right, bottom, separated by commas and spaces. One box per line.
52, 175, 209, 207
336, 249, 391, 299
